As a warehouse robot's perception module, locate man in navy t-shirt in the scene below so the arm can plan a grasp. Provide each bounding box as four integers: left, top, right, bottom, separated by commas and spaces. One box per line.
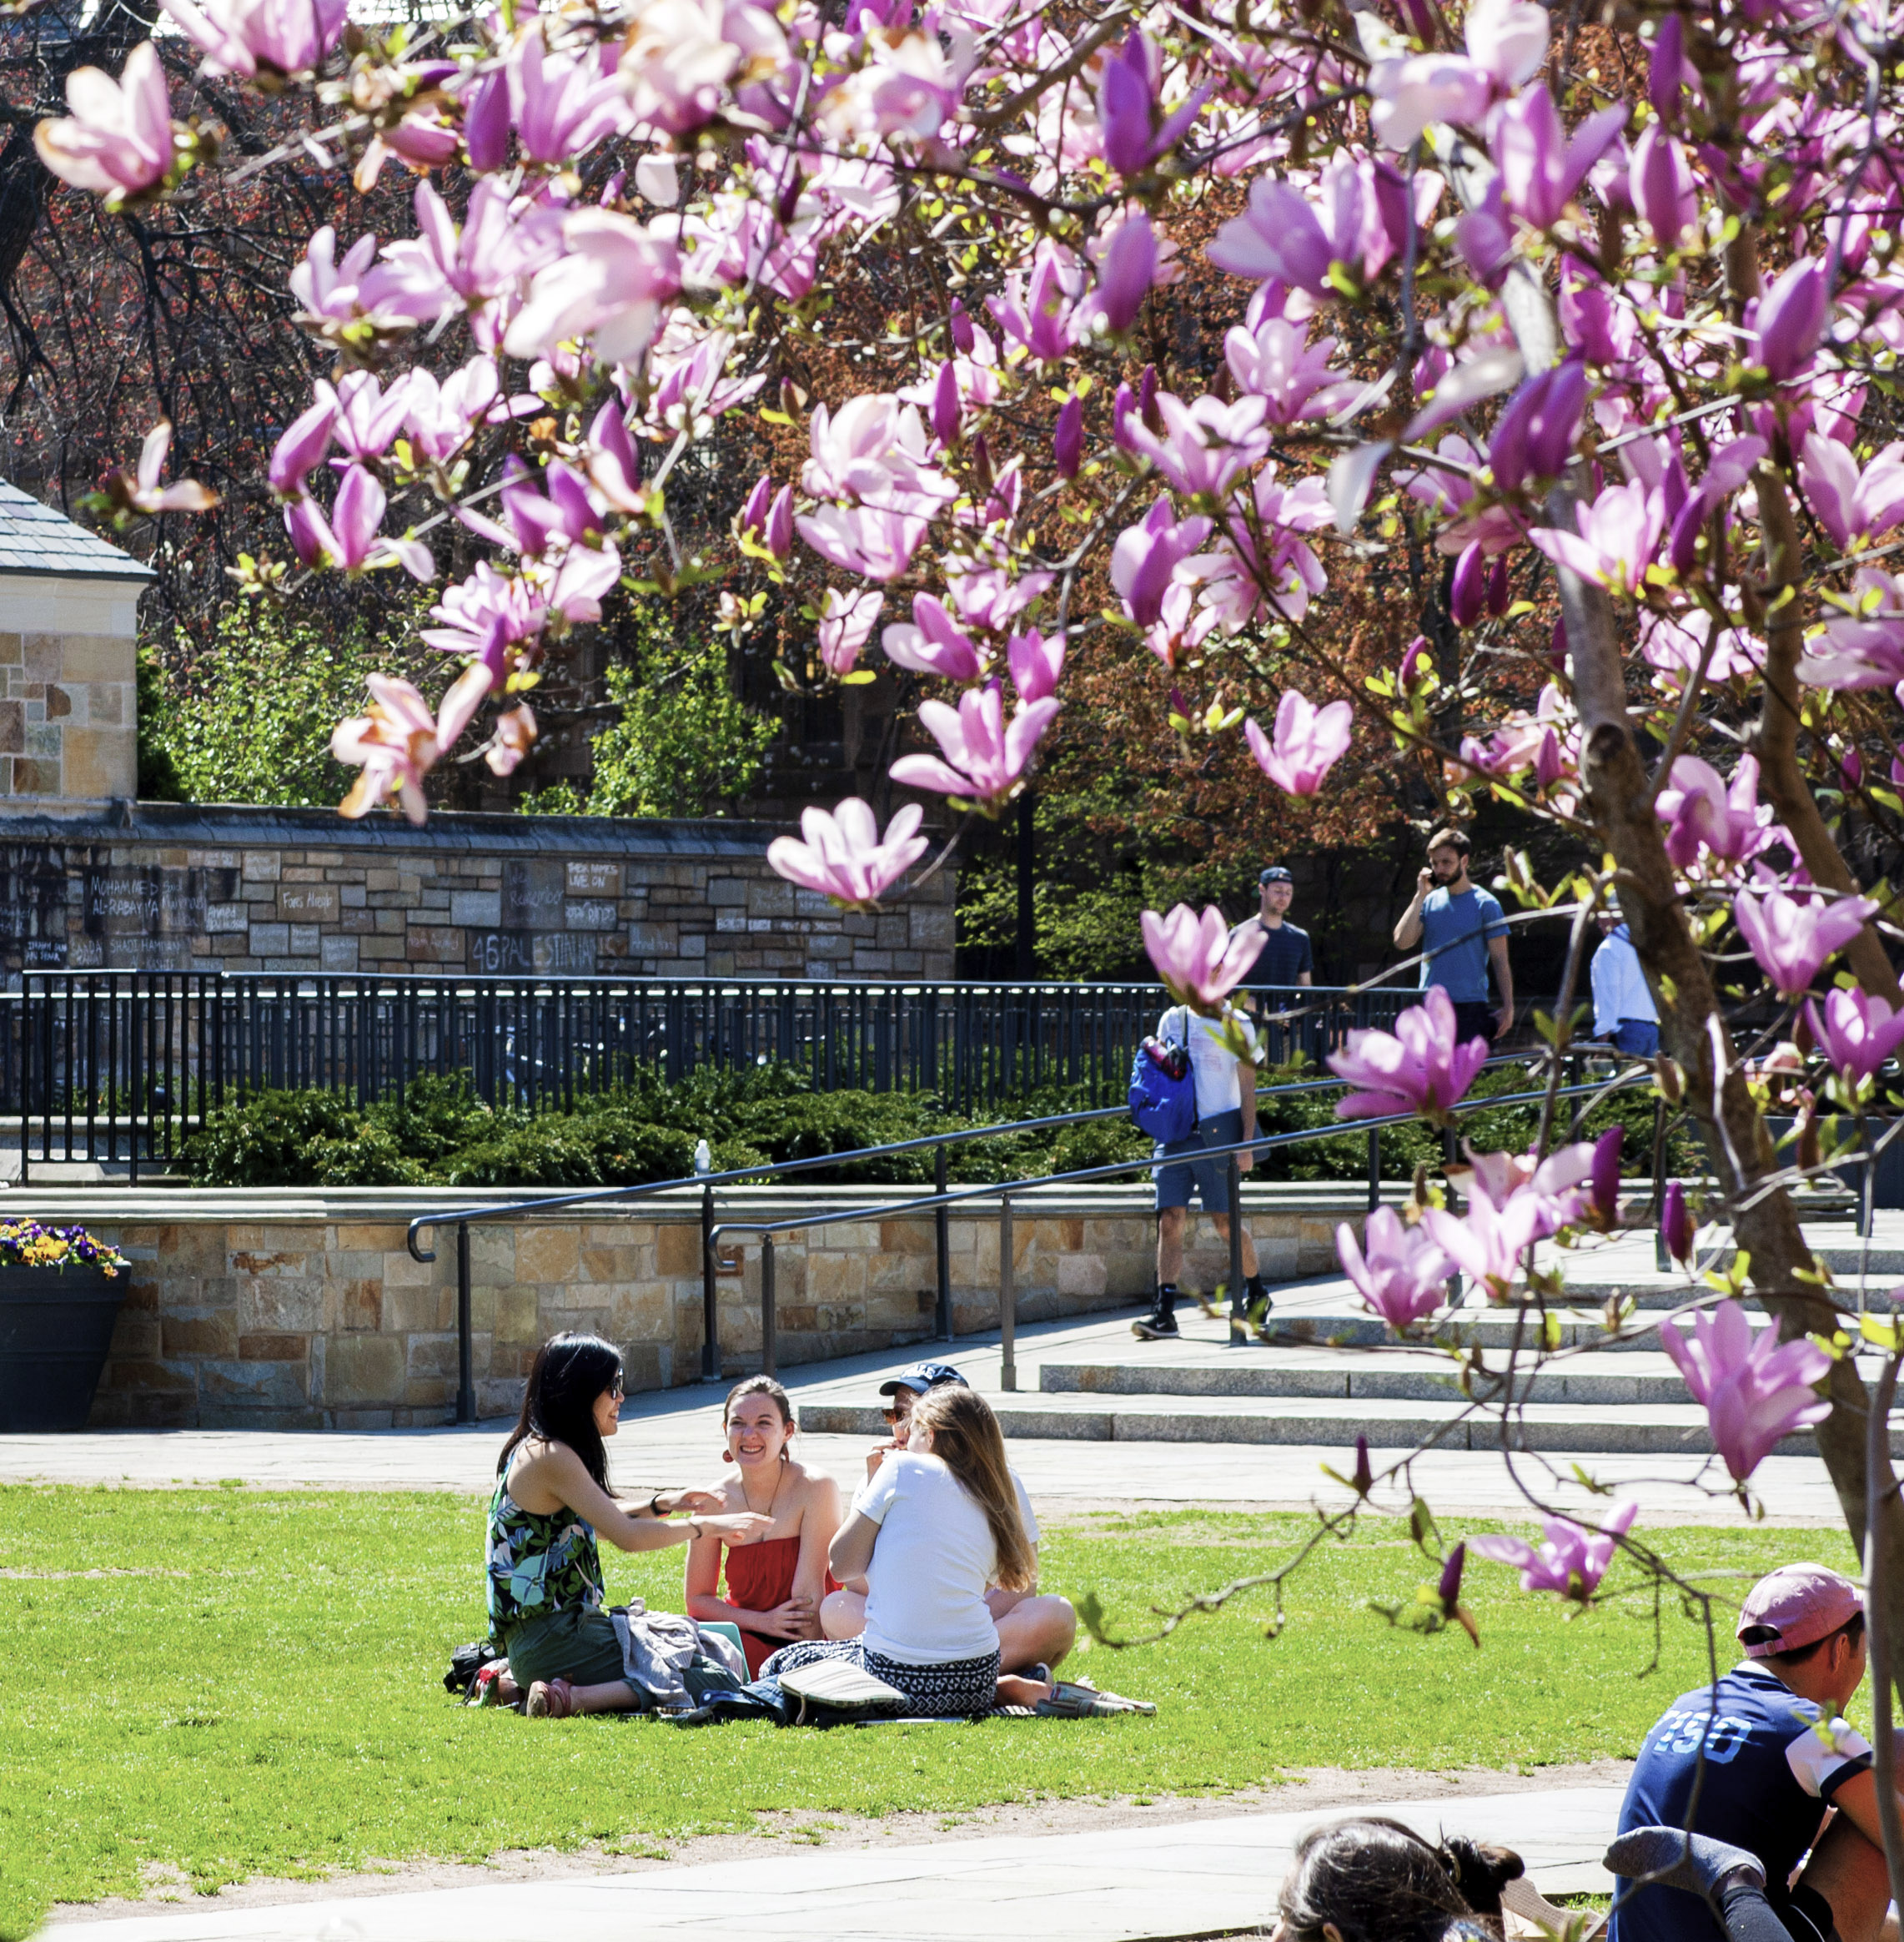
1611, 1563, 1892, 1942
1391, 828, 1514, 1045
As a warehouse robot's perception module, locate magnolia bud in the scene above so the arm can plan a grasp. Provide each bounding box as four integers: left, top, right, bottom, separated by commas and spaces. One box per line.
1662, 1180, 1694, 1262
949, 297, 974, 355
1485, 554, 1510, 618
1139, 364, 1163, 435
1449, 542, 1486, 627
1053, 395, 1083, 479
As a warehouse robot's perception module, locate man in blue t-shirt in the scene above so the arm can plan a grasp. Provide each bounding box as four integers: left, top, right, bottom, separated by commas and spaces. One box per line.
1610, 1562, 1895, 1942
1391, 828, 1514, 1044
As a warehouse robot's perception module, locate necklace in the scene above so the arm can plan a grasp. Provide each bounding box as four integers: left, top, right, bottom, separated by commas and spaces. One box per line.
738, 1462, 786, 1522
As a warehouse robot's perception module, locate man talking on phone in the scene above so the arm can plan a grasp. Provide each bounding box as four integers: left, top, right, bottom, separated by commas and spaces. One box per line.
1391, 828, 1514, 1046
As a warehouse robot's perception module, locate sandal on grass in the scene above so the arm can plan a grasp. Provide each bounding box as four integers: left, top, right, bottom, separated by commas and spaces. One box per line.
1033, 1678, 1155, 1718
525, 1677, 575, 1719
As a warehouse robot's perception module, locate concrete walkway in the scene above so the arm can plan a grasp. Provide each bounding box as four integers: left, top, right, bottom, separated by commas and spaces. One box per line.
0, 1295, 1848, 1522
39, 1787, 1625, 1942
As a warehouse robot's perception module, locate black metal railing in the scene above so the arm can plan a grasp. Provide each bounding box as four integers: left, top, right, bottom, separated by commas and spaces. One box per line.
8, 971, 1418, 1179
403, 1053, 1646, 1420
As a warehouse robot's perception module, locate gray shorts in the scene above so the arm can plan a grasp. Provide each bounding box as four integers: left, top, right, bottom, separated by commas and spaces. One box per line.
1153, 1108, 1244, 1212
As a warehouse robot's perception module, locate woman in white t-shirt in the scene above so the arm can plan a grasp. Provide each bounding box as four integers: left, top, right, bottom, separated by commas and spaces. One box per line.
761, 1386, 1054, 1716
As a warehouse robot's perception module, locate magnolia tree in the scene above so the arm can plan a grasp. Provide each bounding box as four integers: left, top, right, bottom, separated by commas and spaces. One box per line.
33, 0, 1904, 1886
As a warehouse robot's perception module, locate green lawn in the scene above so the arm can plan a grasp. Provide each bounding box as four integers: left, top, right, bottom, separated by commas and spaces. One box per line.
0, 1488, 1860, 1939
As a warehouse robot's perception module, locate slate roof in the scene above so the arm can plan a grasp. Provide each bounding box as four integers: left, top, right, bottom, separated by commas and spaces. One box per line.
0, 482, 155, 581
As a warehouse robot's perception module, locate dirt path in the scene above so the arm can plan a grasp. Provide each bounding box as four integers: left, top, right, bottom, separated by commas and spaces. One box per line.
57, 1761, 1633, 1924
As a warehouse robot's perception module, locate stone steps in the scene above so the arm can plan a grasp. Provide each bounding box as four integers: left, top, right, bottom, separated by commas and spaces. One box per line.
797, 1387, 1900, 1455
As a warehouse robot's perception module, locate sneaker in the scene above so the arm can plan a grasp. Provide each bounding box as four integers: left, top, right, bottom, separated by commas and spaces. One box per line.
1132, 1308, 1179, 1340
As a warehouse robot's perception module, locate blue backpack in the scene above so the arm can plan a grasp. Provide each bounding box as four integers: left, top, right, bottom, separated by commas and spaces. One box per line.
1128, 1015, 1198, 1143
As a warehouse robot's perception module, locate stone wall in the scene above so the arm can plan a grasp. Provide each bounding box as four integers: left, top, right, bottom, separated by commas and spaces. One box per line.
47, 1184, 1364, 1428
0, 576, 142, 811
0, 802, 954, 979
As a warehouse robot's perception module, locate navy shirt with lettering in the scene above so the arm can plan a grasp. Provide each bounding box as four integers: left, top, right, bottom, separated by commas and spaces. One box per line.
1610, 1664, 1872, 1942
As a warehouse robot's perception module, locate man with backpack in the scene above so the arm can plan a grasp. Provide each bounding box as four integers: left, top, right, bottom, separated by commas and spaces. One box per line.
1132, 998, 1273, 1343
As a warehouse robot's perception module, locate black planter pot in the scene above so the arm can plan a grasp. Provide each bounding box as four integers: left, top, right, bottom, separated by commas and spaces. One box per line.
1764, 1117, 1904, 1210
0, 1266, 127, 1432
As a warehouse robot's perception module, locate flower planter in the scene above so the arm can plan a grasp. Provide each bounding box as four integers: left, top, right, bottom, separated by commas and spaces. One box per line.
0, 1266, 127, 1432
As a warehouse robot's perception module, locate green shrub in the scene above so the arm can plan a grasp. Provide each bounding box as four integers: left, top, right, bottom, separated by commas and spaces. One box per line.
182, 1090, 365, 1187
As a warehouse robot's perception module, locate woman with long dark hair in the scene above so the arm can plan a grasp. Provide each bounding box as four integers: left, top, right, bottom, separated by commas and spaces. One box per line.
761, 1385, 1053, 1717
485, 1333, 772, 1718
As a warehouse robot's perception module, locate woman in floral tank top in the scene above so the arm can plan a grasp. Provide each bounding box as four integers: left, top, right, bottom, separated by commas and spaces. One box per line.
484, 1334, 771, 1717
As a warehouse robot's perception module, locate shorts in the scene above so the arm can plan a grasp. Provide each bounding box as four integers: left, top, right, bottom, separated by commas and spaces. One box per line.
1153, 1107, 1243, 1212
760, 1638, 1002, 1718
1612, 1019, 1660, 1057
501, 1605, 626, 1689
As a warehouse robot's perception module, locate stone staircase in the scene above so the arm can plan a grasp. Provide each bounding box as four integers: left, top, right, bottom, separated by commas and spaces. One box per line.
791, 1228, 1904, 1458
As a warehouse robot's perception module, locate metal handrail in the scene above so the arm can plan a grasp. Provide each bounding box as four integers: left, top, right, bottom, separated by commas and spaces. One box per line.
401, 1040, 1639, 1418
707, 1079, 1635, 1387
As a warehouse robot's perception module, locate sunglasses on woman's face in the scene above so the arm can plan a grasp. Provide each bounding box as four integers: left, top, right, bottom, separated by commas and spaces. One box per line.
608, 1380, 625, 1401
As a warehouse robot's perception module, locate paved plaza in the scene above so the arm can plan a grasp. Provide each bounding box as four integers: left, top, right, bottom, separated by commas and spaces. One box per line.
43, 1786, 1626, 1942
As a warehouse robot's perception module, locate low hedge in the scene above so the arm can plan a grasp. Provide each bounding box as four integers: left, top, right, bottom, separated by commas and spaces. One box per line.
174, 1058, 1694, 1191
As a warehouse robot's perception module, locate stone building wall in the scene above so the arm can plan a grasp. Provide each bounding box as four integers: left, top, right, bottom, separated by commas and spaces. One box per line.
0, 802, 954, 979
53, 1184, 1359, 1428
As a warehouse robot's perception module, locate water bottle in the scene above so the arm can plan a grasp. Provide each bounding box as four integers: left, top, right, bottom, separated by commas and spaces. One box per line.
693, 1138, 711, 1175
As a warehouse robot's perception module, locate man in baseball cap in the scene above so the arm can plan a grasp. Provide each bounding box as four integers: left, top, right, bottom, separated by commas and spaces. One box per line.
1609, 1562, 1896, 1942
817, 1360, 1077, 1680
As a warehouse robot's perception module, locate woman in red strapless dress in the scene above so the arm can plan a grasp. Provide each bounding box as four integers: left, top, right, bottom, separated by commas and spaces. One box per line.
684, 1376, 842, 1677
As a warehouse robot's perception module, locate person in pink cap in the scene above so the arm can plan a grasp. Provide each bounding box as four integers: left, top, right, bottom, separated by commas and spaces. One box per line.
1608, 1562, 1896, 1942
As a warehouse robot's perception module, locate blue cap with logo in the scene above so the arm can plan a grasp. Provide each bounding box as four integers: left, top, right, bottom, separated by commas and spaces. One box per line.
878, 1361, 968, 1398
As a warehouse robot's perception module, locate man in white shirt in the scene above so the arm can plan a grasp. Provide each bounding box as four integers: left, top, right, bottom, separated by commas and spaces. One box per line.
1590, 903, 1658, 1056
816, 1362, 1078, 1678
1136, 1000, 1271, 1343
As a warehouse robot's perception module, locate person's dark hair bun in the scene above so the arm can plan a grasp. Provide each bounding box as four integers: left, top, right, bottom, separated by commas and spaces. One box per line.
1438, 1837, 1524, 1918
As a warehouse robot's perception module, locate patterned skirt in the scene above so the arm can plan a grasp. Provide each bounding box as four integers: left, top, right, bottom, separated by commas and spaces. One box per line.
761, 1638, 1002, 1718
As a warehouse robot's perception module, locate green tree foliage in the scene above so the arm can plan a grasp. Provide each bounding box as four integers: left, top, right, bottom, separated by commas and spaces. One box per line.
141, 599, 437, 807
524, 616, 774, 819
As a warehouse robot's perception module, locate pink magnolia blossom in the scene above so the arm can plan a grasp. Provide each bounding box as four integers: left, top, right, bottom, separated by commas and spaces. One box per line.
1488, 361, 1586, 494
269, 396, 335, 498
1208, 172, 1363, 297
1097, 29, 1208, 179
34, 40, 173, 204
332, 676, 460, 824
889, 682, 1057, 812
406, 357, 513, 468
1243, 689, 1353, 796
504, 210, 683, 366
797, 503, 934, 581
1223, 316, 1359, 426
1469, 1502, 1638, 1601
985, 243, 1079, 364
1806, 986, 1904, 1086
114, 422, 218, 516
158, 0, 345, 79
1640, 609, 1765, 691
1120, 390, 1271, 501
1631, 122, 1698, 251
1797, 569, 1904, 689
509, 21, 630, 164
1751, 258, 1830, 380
1459, 1139, 1603, 1224
372, 180, 564, 350
420, 563, 548, 686
882, 594, 984, 682
767, 800, 929, 908
1139, 903, 1266, 1011
1799, 433, 1904, 551
1365, 0, 1546, 150
485, 704, 538, 777
1327, 987, 1490, 1124
1420, 1178, 1562, 1294
1490, 85, 1628, 229
816, 589, 883, 676
1335, 1207, 1454, 1334
1734, 887, 1879, 999
1660, 1299, 1831, 1483
1530, 477, 1664, 596
1087, 214, 1157, 336
289, 228, 379, 323
1655, 753, 1778, 871
286, 465, 432, 580
319, 370, 414, 464
1007, 627, 1064, 703
618, 0, 787, 136
1110, 498, 1213, 629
